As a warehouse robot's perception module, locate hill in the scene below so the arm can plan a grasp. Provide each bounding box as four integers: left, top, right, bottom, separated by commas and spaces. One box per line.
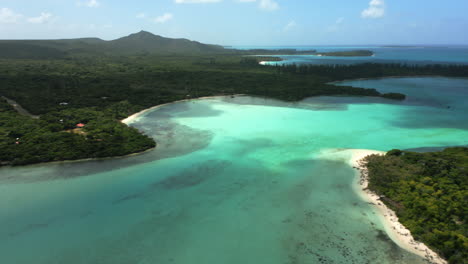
109, 31, 225, 54
0, 31, 226, 58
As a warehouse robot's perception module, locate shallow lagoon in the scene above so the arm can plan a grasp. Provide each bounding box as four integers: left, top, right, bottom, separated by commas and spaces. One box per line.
0, 77, 467, 264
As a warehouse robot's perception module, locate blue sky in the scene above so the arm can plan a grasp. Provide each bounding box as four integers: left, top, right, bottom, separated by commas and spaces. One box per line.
1, 0, 468, 45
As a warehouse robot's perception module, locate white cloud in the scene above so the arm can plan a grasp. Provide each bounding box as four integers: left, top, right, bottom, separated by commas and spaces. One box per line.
154, 13, 173, 24
78, 0, 100, 8
27, 12, 53, 24
336, 17, 344, 24
0, 8, 23, 24
361, 0, 385, 18
237, 0, 279, 11
175, 0, 221, 3
259, 0, 279, 11
136, 13, 146, 19
283, 20, 296, 32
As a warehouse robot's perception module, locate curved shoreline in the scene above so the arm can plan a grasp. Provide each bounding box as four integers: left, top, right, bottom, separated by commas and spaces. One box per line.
348, 149, 447, 264
0, 95, 244, 168
121, 94, 246, 125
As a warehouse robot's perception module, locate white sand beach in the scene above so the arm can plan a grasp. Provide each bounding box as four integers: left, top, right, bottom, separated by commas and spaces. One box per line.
348, 149, 447, 264
316, 148, 446, 264
121, 95, 245, 125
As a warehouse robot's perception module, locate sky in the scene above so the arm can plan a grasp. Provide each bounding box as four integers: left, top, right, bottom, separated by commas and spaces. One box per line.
1, 0, 468, 45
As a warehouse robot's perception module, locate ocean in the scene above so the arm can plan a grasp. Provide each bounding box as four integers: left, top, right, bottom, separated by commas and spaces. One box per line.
233, 45, 468, 65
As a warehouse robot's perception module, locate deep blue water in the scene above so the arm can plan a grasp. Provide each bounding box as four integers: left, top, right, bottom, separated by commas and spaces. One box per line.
231, 45, 468, 65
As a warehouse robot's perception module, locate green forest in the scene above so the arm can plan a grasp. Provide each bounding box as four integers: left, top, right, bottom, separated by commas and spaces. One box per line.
0, 97, 155, 165
363, 148, 468, 264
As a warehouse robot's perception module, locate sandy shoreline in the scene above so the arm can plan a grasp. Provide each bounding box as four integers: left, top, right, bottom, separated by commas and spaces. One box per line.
348, 149, 447, 264
121, 94, 245, 125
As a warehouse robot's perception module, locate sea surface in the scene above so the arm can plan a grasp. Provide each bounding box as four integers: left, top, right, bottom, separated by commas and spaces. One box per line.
1, 76, 467, 264
232, 45, 468, 65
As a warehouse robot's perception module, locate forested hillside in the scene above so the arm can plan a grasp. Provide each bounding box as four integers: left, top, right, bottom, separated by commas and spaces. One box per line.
0, 31, 225, 58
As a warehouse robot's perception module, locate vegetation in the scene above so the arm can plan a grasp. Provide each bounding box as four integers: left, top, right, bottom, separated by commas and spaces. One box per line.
363, 148, 468, 264
381, 92, 406, 100
0, 31, 225, 59
279, 62, 468, 81
316, 50, 374, 57
0, 98, 155, 166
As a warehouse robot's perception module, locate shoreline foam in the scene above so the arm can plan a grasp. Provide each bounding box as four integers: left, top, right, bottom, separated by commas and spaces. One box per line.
348, 149, 447, 264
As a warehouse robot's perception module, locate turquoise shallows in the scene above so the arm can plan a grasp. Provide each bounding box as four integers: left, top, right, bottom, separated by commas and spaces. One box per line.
0, 77, 467, 264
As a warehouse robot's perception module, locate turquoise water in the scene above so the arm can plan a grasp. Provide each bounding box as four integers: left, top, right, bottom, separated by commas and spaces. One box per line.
1, 77, 468, 263
233, 45, 468, 65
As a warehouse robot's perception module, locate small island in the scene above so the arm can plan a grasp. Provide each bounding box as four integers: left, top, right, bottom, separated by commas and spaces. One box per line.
315, 50, 374, 57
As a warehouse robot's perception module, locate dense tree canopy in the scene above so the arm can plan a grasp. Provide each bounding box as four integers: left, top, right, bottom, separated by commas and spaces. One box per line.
364, 148, 468, 264
0, 98, 154, 166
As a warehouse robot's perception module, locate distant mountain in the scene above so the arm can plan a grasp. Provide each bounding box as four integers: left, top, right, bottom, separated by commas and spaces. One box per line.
109, 31, 225, 54
0, 31, 226, 58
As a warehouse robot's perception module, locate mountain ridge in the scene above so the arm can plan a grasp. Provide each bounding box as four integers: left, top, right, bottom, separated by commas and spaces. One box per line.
0, 31, 226, 58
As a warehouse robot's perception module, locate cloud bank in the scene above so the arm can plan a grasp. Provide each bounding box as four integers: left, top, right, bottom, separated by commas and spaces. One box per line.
0, 8, 22, 24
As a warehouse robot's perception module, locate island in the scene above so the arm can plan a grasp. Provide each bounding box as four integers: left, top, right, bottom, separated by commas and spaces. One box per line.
315, 50, 374, 57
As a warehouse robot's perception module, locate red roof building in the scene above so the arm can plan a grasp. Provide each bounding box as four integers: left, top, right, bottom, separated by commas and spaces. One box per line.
76, 123, 86, 128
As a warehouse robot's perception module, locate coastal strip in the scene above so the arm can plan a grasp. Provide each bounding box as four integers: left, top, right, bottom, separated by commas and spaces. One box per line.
121, 94, 245, 125
348, 149, 447, 264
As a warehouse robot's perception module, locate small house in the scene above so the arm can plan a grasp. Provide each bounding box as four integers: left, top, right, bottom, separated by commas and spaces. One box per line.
76, 123, 86, 128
